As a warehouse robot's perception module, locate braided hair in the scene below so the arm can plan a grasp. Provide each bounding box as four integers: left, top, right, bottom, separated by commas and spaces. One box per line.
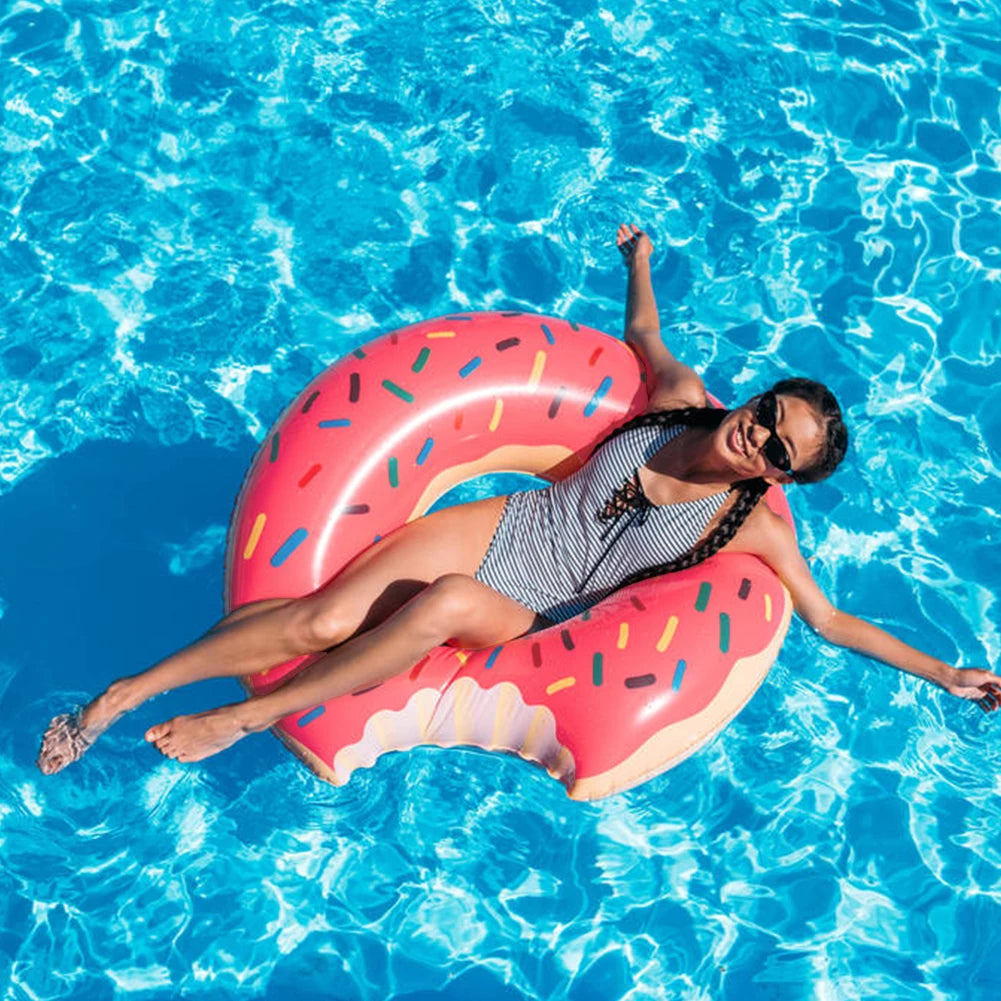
591, 378, 847, 591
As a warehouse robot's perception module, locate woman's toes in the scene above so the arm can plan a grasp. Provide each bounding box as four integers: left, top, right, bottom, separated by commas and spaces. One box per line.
145, 722, 170, 743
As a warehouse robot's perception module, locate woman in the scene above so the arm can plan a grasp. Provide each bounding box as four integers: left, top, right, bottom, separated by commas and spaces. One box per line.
37, 224, 1000, 774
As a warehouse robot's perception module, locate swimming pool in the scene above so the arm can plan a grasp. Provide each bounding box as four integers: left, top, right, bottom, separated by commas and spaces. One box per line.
2, 0, 1000, 997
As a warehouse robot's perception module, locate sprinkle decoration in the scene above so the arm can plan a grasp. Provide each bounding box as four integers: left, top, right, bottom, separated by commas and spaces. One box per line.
298, 464, 322, 488
719, 613, 731, 653
560, 629, 575, 651
426, 329, 456, 338
297, 706, 325, 728
531, 643, 542, 667
382, 380, 414, 403
625, 674, 656, 689
695, 582, 712, 612
318, 419, 350, 428
656, 615, 679, 653
738, 578, 752, 600
546, 677, 576, 695
301, 391, 320, 414
269, 433, 280, 462
528, 350, 547, 388
412, 347, 431, 372
541, 323, 556, 344
416, 438, 434, 466
495, 337, 520, 351
617, 623, 629, 650
671, 660, 687, 691
388, 457, 399, 488
484, 647, 503, 669
243, 513, 267, 560
592, 652, 604, 686
548, 387, 566, 419
458, 357, 482, 378
270, 528, 308, 567
349, 373, 360, 402
584, 376, 613, 418
489, 399, 504, 432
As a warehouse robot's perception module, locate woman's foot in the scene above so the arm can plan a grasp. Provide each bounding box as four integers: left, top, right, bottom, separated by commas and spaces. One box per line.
37, 678, 146, 775
144, 705, 254, 763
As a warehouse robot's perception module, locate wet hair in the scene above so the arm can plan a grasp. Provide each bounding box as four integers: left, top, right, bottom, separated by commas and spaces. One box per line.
589, 379, 848, 589
770, 377, 848, 485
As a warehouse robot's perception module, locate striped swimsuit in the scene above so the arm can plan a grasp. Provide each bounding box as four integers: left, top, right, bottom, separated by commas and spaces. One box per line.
474, 423, 730, 623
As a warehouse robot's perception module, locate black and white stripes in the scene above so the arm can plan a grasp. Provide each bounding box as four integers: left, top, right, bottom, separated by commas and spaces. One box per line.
475, 424, 729, 623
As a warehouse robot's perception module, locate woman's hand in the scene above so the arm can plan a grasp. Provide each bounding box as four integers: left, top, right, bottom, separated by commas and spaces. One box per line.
943, 668, 1001, 709
617, 223, 653, 268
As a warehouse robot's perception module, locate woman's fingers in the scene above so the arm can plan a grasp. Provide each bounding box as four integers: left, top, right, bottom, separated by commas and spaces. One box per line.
616, 223, 646, 261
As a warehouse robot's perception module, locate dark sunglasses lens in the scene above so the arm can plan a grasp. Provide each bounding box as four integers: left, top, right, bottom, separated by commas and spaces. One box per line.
763, 437, 791, 472
757, 391, 776, 428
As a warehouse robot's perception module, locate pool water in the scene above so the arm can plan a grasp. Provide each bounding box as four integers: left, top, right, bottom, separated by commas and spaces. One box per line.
2, 0, 1000, 998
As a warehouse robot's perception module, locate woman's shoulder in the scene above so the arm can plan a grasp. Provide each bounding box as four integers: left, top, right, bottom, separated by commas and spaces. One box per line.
723, 496, 797, 558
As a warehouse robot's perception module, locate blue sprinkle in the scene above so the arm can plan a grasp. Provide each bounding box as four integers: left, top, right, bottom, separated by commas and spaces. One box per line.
484, 646, 503, 670
584, 376, 613, 417
416, 437, 434, 466
373, 535, 382, 543
671, 660, 687, 692
458, 357, 482, 378
318, 418, 351, 428
541, 323, 556, 344
270, 528, 308, 567
297, 706, 326, 728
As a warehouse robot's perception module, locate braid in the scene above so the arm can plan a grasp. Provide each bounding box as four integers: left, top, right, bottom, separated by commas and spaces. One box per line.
593, 404, 768, 592
592, 405, 727, 454
614, 477, 769, 590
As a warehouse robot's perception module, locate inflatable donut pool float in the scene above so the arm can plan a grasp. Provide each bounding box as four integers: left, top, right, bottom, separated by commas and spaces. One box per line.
225, 312, 794, 800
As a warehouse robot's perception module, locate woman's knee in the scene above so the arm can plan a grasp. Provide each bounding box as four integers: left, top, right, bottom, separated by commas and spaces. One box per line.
418, 574, 482, 632
289, 593, 352, 651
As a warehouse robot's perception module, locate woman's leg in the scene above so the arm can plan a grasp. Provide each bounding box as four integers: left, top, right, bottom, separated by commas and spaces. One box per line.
37, 496, 508, 774
146, 574, 545, 762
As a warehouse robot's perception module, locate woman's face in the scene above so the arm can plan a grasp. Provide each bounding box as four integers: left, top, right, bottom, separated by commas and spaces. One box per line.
717, 392, 825, 482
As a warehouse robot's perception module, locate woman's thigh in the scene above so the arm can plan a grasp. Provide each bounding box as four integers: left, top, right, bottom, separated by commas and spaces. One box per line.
305, 494, 511, 638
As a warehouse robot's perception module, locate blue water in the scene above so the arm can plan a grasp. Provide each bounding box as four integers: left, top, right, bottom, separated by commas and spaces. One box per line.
2, 0, 1000, 997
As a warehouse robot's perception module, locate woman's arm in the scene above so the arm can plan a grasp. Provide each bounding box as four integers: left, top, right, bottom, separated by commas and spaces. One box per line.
728, 508, 1001, 701
616, 224, 705, 411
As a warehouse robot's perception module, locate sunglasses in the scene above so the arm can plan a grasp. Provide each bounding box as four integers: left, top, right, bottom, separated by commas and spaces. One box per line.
755, 391, 793, 475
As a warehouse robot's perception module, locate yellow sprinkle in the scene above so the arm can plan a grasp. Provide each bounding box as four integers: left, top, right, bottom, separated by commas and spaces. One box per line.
546, 676, 576, 696
765, 593, 773, 623
454, 650, 469, 665
489, 398, 504, 432
528, 350, 547, 388
617, 622, 630, 650
656, 615, 679, 653
426, 330, 455, 339
243, 513, 267, 560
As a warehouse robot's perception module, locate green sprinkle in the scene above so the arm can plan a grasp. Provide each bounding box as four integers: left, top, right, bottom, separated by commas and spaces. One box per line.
269, 433, 280, 463
388, 457, 399, 488
592, 652, 603, 687
352, 348, 366, 359
719, 612, 730, 653
382, 380, 414, 403
695, 582, 712, 612
412, 347, 431, 373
